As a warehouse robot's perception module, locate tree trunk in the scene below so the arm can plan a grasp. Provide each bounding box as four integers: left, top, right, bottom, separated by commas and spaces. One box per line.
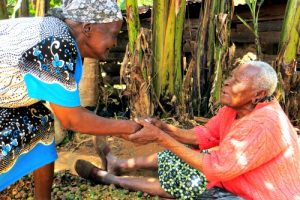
35, 0, 49, 16
19, 0, 30, 17
0, 0, 8, 19
79, 58, 100, 108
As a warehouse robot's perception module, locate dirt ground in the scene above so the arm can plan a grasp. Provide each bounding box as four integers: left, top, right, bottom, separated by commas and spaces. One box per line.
0, 134, 165, 200
56, 134, 164, 176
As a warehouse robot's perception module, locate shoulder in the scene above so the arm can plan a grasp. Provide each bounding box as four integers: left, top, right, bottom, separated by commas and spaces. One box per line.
0, 17, 73, 54
0, 17, 66, 34
237, 101, 290, 134
252, 100, 286, 123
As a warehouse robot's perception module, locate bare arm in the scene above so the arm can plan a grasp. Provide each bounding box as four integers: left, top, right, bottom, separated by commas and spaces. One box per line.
164, 128, 198, 145
146, 118, 198, 145
50, 103, 141, 136
159, 133, 205, 171
129, 119, 205, 171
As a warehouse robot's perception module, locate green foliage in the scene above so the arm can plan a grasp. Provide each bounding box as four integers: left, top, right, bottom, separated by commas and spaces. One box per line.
50, 0, 61, 8
6, 0, 61, 17
28, 1, 35, 16
6, 0, 16, 16
118, 0, 152, 10
126, 0, 140, 54
236, 0, 264, 58
274, 0, 300, 116
152, 0, 185, 100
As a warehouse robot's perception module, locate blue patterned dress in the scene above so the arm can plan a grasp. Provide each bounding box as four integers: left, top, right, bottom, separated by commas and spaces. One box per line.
0, 16, 82, 191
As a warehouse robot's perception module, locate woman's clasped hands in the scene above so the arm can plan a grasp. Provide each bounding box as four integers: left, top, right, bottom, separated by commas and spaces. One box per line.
128, 118, 177, 145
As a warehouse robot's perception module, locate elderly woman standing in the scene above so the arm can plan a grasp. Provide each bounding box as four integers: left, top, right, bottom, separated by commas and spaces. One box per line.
76, 61, 300, 199
0, 0, 141, 199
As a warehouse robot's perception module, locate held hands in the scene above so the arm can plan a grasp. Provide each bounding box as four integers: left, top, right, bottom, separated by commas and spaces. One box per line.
128, 118, 168, 145
116, 120, 142, 140
145, 118, 178, 136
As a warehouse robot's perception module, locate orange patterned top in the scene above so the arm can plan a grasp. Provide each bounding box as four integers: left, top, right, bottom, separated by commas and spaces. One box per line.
194, 100, 300, 200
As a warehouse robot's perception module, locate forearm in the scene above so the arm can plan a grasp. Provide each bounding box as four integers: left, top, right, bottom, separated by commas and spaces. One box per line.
168, 128, 198, 145
158, 132, 205, 172
51, 103, 140, 136
69, 110, 138, 135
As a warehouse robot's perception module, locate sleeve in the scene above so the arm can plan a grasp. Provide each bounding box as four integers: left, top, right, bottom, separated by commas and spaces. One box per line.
19, 36, 82, 107
194, 107, 227, 149
201, 117, 288, 182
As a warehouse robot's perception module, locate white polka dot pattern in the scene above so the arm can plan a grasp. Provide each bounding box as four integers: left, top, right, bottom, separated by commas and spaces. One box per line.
0, 17, 78, 108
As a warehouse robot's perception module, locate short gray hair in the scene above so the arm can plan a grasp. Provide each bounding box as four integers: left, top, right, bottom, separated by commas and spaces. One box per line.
247, 61, 278, 96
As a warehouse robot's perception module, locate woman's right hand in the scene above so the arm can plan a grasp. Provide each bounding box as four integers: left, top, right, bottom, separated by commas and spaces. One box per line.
139, 118, 197, 145
141, 118, 178, 136
129, 118, 168, 145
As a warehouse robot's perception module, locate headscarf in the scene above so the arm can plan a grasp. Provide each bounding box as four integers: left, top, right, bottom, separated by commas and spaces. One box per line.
49, 0, 123, 24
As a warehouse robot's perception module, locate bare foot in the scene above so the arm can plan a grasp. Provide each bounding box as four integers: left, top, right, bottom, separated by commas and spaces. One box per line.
75, 159, 115, 185
90, 167, 115, 185
93, 136, 124, 175
106, 152, 124, 175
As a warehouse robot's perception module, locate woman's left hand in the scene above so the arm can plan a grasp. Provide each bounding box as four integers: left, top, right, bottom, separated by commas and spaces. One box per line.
128, 118, 166, 145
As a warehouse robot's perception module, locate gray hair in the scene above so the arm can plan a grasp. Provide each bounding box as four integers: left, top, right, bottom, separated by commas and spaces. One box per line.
246, 61, 278, 96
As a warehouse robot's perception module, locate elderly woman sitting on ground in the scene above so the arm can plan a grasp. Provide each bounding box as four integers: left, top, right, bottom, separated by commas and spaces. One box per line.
76, 61, 300, 200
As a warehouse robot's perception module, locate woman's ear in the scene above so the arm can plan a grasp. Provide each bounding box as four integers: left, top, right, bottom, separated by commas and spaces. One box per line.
255, 90, 267, 99
82, 23, 92, 37
252, 90, 267, 104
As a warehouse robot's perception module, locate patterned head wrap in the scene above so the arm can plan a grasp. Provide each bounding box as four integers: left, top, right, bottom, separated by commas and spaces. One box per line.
61, 0, 123, 23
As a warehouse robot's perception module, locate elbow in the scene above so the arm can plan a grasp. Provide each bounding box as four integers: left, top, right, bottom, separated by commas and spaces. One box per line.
60, 120, 73, 130
50, 104, 85, 132
203, 167, 238, 182
202, 157, 237, 182
57, 114, 81, 132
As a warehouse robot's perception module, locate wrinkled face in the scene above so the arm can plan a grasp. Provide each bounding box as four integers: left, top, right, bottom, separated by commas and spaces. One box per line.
83, 20, 122, 59
221, 64, 260, 109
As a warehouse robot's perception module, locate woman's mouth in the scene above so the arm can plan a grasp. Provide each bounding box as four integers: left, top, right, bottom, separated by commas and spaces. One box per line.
221, 90, 229, 96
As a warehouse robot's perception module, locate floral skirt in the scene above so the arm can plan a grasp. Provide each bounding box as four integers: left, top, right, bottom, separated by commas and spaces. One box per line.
157, 150, 243, 200
0, 102, 57, 191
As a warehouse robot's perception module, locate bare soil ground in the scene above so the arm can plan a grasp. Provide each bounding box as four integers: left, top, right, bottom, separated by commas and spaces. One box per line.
0, 135, 165, 200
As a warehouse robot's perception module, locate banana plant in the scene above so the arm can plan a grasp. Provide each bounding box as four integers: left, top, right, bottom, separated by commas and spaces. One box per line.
152, 0, 186, 116
121, 0, 153, 117
189, 0, 234, 117
274, 0, 300, 127
236, 0, 264, 59
209, 1, 235, 114
126, 0, 140, 54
